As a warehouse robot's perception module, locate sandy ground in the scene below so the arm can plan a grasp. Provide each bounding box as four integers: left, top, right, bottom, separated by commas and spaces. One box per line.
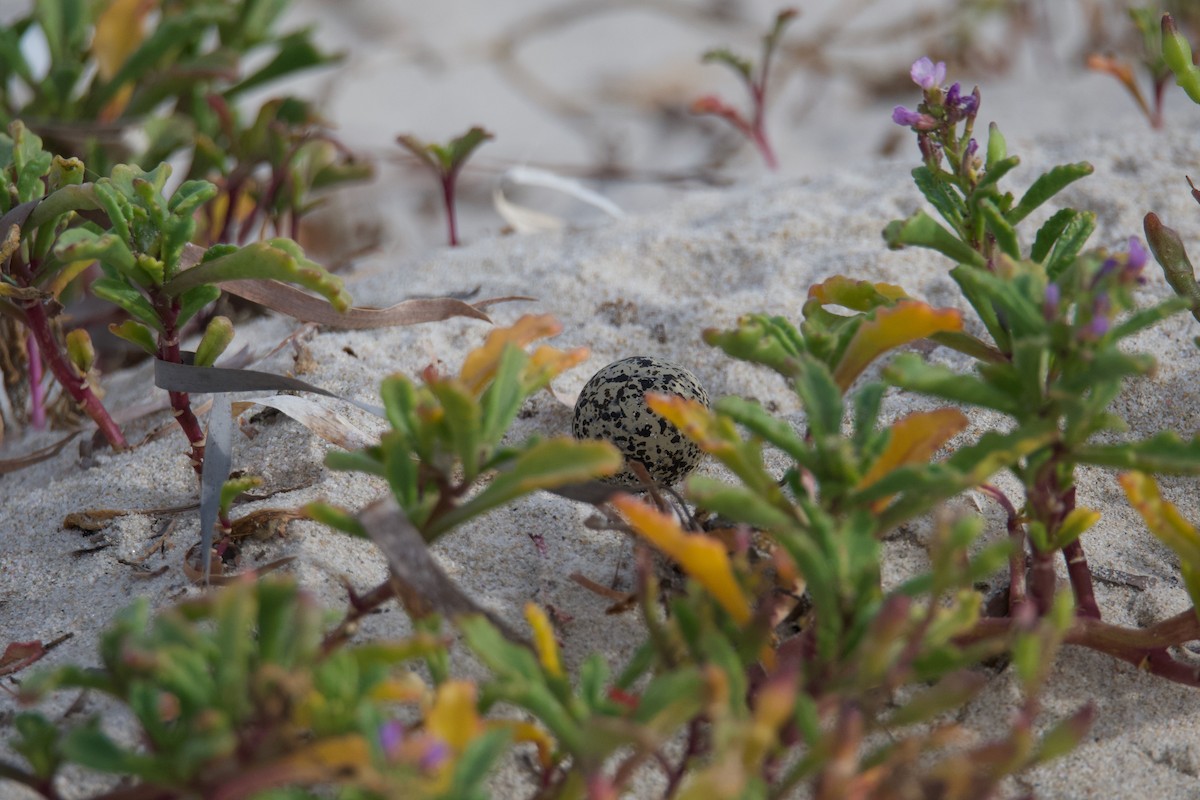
7, 1, 1200, 798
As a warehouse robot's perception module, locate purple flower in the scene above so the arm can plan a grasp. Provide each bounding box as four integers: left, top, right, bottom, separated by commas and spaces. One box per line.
943, 83, 980, 122
910, 57, 946, 90
1127, 236, 1148, 272
1043, 283, 1061, 321
379, 720, 406, 758
1085, 296, 1111, 339
892, 106, 937, 130
965, 138, 979, 159
420, 739, 451, 771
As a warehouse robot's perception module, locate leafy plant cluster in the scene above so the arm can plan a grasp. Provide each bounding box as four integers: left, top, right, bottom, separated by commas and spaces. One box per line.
0, 0, 370, 245
15, 9, 1200, 800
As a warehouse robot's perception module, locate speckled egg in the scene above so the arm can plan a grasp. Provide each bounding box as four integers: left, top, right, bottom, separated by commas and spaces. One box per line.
573, 356, 710, 487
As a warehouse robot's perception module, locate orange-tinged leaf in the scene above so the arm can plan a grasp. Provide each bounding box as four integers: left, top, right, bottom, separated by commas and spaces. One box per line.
614, 495, 752, 624
645, 393, 738, 457
270, 734, 375, 783
369, 672, 428, 704
524, 603, 563, 678
426, 681, 482, 751
857, 408, 968, 505
93, 0, 155, 120
807, 276, 910, 310
524, 344, 589, 391
459, 314, 562, 394
833, 301, 963, 391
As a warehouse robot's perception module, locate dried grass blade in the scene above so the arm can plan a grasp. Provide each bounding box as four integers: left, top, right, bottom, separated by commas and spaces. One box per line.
358, 495, 527, 645
235, 394, 377, 449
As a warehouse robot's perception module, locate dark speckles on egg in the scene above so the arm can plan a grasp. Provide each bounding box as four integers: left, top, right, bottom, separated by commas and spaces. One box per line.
573, 356, 710, 487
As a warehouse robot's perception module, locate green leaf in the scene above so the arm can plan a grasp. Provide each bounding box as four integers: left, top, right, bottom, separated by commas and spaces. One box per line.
703, 315, 805, 379
1005, 162, 1093, 225
883, 210, 988, 268
62, 722, 154, 777
479, 344, 527, 448
426, 439, 621, 538
1163, 13, 1200, 104
162, 239, 351, 312
973, 154, 1020, 195
177, 284, 221, 329
167, 180, 219, 216
1031, 208, 1079, 264
979, 199, 1020, 259
1075, 433, 1200, 474
225, 29, 337, 99
1033, 706, 1095, 765
1042, 211, 1096, 280
715, 396, 812, 467
884, 672, 987, 728
91, 276, 162, 332
193, 315, 233, 367
429, 379, 484, 480
911, 166, 964, 233
12, 713, 62, 779
684, 475, 797, 532
701, 47, 753, 81
446, 728, 511, 797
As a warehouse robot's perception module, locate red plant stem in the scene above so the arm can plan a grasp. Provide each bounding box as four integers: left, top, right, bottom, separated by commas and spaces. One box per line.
25, 332, 45, 429
18, 295, 127, 449
980, 484, 1026, 613
1063, 539, 1100, 619
958, 609, 1200, 688
440, 171, 459, 247
750, 82, 778, 171
153, 292, 204, 475
1028, 549, 1057, 614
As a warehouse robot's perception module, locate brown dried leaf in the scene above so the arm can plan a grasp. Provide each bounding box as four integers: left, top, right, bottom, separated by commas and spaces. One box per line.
229, 507, 309, 541
0, 431, 80, 475
0, 641, 44, 676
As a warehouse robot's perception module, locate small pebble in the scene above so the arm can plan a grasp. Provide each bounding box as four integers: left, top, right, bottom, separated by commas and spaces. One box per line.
572, 355, 709, 487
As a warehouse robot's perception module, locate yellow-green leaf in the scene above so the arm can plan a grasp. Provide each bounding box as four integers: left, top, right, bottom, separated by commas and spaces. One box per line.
832, 301, 963, 391
806, 275, 910, 310
1119, 472, 1200, 611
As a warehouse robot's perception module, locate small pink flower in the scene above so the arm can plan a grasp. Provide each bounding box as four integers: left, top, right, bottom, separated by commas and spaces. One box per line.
910, 57, 947, 90
892, 106, 937, 131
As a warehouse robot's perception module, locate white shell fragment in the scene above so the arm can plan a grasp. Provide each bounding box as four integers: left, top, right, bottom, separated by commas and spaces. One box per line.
572, 356, 710, 487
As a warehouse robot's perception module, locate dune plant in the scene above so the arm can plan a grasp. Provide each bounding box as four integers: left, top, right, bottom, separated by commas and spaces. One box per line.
3, 577, 515, 799
0, 121, 351, 471
882, 56, 1200, 680
691, 7, 797, 172
0, 0, 334, 171
396, 127, 494, 247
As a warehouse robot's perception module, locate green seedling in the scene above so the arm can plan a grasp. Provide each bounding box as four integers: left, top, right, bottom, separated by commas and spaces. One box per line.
1086, 8, 1175, 128
396, 127, 494, 247
691, 7, 797, 171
